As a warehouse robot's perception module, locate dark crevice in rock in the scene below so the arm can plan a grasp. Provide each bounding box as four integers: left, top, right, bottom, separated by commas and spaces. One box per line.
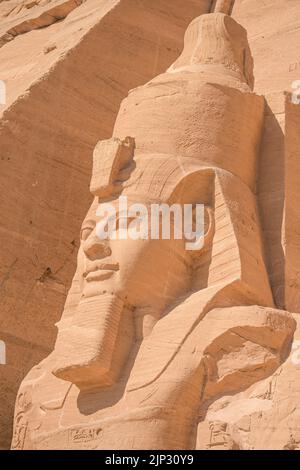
0, 0, 85, 48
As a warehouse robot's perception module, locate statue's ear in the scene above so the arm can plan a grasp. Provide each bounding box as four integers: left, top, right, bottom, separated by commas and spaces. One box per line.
179, 205, 214, 253
166, 168, 215, 252
167, 168, 214, 206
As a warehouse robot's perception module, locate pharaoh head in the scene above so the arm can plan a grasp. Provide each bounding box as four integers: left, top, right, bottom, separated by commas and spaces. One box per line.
52, 137, 215, 389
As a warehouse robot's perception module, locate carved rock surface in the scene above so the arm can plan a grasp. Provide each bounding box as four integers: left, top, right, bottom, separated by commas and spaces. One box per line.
1, 0, 300, 451
0, 0, 211, 449
9, 7, 300, 451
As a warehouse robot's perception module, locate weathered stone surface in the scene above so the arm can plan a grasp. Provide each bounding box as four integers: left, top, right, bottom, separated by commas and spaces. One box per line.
10, 8, 299, 450
0, 0, 211, 450
1, 0, 300, 450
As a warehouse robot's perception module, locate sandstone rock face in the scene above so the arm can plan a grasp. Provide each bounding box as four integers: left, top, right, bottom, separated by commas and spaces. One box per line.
2, 0, 300, 451
9, 7, 300, 450
0, 0, 212, 450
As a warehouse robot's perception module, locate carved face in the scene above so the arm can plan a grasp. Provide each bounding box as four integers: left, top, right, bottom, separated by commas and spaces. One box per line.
52, 193, 208, 388
52, 142, 213, 388
77, 139, 212, 311
77, 197, 192, 311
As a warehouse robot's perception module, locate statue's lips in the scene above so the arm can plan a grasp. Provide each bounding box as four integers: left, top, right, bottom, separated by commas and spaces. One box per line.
83, 263, 119, 282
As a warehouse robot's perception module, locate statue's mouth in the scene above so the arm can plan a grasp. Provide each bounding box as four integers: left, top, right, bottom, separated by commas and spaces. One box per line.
83, 263, 119, 282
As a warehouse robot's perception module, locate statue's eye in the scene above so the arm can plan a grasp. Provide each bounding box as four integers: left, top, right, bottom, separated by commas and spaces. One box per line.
80, 221, 95, 241
115, 216, 136, 231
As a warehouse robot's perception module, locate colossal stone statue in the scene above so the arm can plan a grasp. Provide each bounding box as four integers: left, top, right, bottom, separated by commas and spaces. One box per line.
12, 11, 295, 450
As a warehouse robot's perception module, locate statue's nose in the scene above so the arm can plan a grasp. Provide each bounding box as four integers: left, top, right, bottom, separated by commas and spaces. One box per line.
82, 235, 112, 259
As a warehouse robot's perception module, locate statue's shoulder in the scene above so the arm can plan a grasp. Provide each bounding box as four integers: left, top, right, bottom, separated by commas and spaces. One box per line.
16, 353, 72, 413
